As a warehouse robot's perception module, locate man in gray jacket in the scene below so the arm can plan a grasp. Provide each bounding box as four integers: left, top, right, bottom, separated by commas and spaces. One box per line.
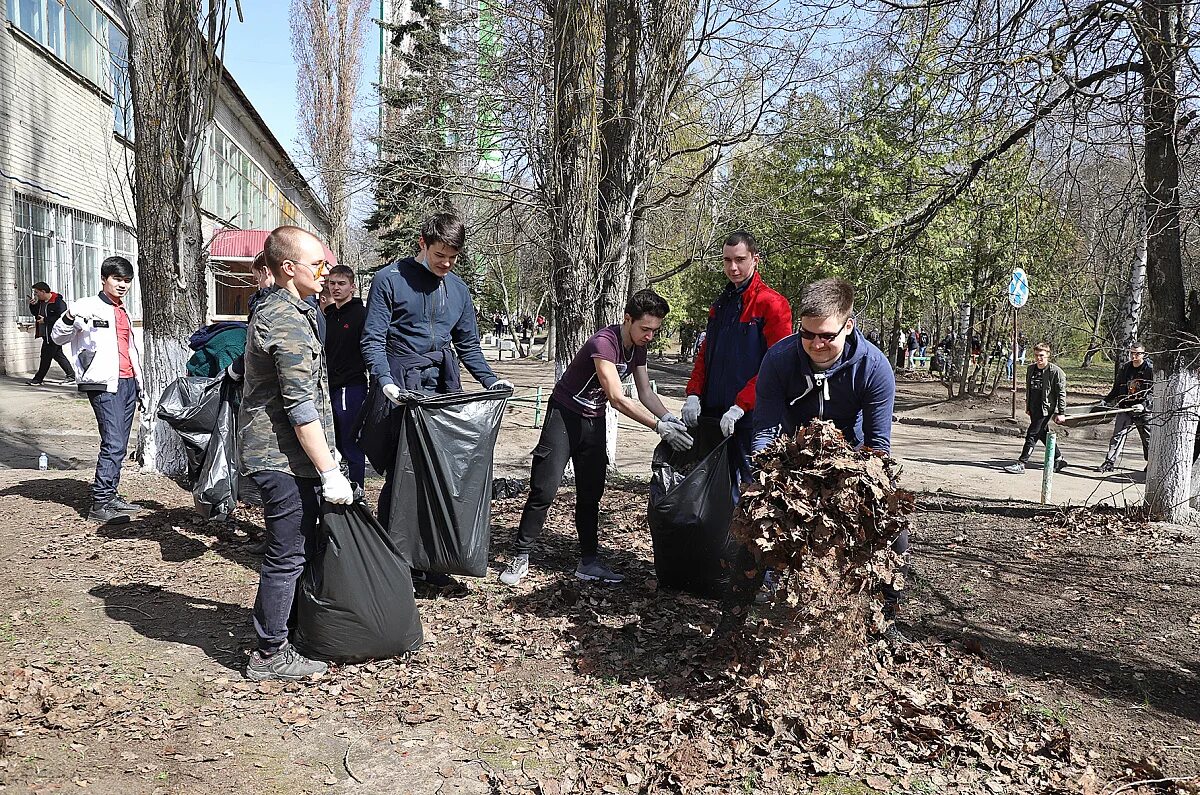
1005, 342, 1068, 473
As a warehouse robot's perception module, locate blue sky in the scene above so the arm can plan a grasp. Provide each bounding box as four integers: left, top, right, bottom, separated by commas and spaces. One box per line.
222, 1, 381, 168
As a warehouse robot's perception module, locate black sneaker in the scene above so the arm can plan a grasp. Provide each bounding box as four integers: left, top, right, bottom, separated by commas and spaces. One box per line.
1097, 461, 1115, 473
245, 643, 327, 681
1054, 458, 1068, 473
88, 501, 131, 525
110, 496, 144, 514
412, 570, 453, 587
25, 380, 43, 386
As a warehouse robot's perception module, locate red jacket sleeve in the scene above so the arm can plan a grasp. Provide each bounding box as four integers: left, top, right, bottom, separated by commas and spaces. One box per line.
685, 307, 715, 398
734, 291, 793, 412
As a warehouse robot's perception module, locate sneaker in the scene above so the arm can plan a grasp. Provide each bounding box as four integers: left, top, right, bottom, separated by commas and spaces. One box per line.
575, 559, 624, 584
883, 624, 912, 646
88, 500, 132, 525
59, 377, 76, 386
1003, 462, 1025, 474
754, 570, 780, 605
411, 570, 453, 587
1097, 461, 1115, 473
25, 379, 43, 386
109, 496, 144, 514
499, 554, 529, 587
245, 643, 327, 681
1054, 458, 1068, 473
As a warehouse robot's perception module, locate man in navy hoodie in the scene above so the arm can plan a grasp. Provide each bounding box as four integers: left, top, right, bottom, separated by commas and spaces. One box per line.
720, 277, 904, 636
361, 212, 512, 585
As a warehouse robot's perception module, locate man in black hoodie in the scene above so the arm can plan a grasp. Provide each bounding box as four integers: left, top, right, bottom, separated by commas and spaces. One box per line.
324, 264, 369, 486
27, 282, 75, 385
1097, 342, 1154, 472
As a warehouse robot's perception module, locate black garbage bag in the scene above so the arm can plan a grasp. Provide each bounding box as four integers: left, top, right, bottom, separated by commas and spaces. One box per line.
192, 377, 244, 521
388, 389, 510, 577
157, 375, 223, 481
293, 499, 423, 663
648, 419, 737, 599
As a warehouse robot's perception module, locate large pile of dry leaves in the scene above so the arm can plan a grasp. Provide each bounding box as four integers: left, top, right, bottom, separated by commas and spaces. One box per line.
731, 420, 914, 646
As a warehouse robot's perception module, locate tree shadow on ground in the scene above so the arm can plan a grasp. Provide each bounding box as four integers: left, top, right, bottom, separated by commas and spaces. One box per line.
94, 497, 261, 570
919, 618, 1200, 724
0, 475, 260, 571
0, 476, 93, 512
88, 582, 250, 672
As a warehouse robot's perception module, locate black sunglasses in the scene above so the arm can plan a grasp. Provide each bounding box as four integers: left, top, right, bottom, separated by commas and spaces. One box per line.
798, 321, 848, 342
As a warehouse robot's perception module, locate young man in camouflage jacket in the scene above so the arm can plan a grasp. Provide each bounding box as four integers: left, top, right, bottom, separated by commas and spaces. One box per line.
239, 226, 353, 682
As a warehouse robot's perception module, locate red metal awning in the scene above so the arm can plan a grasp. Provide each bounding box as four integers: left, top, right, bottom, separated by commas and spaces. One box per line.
209, 229, 337, 264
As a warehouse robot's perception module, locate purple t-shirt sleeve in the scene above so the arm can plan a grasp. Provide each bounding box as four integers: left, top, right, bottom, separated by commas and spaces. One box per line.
588, 327, 619, 364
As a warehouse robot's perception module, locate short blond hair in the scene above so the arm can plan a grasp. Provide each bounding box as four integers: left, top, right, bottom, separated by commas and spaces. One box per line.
1033, 342, 1051, 354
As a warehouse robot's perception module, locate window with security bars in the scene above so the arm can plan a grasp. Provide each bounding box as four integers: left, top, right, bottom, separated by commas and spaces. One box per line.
12, 195, 140, 319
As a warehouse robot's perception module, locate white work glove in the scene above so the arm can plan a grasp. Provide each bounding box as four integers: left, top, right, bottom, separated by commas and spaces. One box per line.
225, 363, 242, 382
681, 395, 701, 427
319, 467, 354, 505
655, 416, 694, 452
490, 379, 514, 391
720, 405, 745, 437
382, 383, 408, 405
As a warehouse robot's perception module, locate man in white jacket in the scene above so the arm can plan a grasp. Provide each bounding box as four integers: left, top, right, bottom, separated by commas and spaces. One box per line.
51, 256, 144, 524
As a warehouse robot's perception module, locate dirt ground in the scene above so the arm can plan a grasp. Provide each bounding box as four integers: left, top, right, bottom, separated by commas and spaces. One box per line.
0, 355, 1188, 794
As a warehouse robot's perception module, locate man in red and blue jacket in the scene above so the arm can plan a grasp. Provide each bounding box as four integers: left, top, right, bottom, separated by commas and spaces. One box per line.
681, 231, 792, 488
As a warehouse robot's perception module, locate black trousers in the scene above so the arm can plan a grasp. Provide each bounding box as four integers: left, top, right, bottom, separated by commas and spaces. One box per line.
33, 340, 75, 382
250, 469, 322, 654
513, 399, 608, 559
1018, 413, 1064, 464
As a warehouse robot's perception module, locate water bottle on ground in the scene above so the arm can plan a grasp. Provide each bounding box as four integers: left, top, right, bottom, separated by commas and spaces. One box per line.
38, 453, 48, 471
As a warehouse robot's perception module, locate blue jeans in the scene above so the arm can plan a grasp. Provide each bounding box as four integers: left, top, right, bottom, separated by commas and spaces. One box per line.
86, 377, 138, 504
331, 382, 368, 486
250, 469, 322, 654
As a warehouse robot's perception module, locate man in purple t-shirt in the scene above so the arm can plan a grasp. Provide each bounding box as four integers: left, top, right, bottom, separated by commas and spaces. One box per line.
499, 290, 694, 586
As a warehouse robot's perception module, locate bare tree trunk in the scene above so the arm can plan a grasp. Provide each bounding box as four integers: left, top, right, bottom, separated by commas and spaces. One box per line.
546, 0, 602, 366
1117, 221, 1148, 368
1081, 285, 1107, 368
1142, 0, 1196, 522
626, 209, 648, 296
593, 0, 695, 327
126, 0, 230, 476
957, 304, 974, 398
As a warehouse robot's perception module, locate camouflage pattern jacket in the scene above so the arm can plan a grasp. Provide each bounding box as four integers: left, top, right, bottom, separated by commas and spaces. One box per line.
238, 287, 335, 478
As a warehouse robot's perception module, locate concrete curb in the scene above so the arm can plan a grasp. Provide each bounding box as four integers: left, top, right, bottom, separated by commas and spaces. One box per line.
894, 415, 1025, 437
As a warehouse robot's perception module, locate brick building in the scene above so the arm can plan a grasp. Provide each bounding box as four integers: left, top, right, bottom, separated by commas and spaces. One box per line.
0, 0, 330, 374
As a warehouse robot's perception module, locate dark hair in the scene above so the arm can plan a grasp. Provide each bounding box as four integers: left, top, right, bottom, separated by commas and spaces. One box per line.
101, 256, 134, 279
723, 230, 759, 256
251, 251, 268, 273
624, 289, 670, 320
328, 264, 355, 280
420, 212, 467, 250
263, 225, 319, 273
32, 281, 51, 293
798, 277, 854, 320
1130, 341, 1145, 351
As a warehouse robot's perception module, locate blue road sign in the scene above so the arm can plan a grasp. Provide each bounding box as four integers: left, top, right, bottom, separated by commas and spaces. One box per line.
1008, 268, 1029, 308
